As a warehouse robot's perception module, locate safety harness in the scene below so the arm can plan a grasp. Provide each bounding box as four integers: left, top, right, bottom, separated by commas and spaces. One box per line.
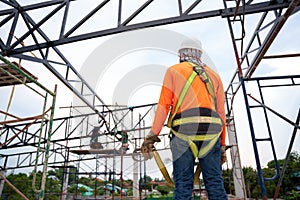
150, 62, 223, 187
167, 62, 223, 159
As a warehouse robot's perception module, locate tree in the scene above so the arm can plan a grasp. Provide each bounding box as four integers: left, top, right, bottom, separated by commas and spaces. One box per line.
47, 166, 77, 185
234, 151, 300, 199
3, 172, 32, 199
156, 185, 169, 196
242, 166, 261, 198
139, 175, 152, 190
266, 151, 300, 197
222, 168, 234, 195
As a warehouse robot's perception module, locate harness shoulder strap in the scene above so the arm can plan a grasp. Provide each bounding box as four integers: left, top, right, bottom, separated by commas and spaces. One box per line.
167, 70, 198, 127
193, 64, 217, 110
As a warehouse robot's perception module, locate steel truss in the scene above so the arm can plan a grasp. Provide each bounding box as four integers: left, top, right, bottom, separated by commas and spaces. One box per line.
0, 0, 297, 115
0, 0, 300, 199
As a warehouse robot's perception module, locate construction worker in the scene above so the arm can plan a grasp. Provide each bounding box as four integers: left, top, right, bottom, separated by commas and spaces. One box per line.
141, 38, 228, 199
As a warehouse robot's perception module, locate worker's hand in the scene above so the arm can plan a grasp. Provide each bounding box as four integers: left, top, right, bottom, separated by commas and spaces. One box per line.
221, 146, 227, 164
141, 131, 161, 160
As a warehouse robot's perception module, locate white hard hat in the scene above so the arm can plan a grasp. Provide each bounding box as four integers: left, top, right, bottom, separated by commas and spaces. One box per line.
178, 38, 203, 53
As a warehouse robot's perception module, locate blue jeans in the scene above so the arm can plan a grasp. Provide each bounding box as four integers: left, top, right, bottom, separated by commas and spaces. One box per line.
171, 135, 228, 200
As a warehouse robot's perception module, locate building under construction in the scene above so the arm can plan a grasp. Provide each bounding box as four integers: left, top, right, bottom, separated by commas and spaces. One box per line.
0, 1, 299, 199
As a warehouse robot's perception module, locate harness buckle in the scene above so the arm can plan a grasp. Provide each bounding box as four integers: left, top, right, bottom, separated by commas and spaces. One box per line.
193, 65, 208, 83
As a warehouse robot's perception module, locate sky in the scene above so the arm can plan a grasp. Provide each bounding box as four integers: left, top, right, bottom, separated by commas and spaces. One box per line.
0, 0, 300, 182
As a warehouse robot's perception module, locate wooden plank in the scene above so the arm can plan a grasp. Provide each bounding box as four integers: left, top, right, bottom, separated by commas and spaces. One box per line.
0, 62, 37, 87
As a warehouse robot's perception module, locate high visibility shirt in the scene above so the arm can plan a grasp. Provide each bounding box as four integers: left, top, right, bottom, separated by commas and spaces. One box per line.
151, 61, 226, 146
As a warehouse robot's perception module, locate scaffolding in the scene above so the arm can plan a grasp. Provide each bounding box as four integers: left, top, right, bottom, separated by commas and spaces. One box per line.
224, 0, 300, 198
0, 55, 57, 199
61, 103, 158, 199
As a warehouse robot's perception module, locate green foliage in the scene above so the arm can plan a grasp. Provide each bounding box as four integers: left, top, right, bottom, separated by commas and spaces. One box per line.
78, 176, 93, 187
68, 184, 76, 193
139, 175, 153, 190
2, 171, 60, 199
156, 185, 170, 196
225, 151, 300, 199
78, 186, 88, 193
47, 166, 77, 184
1, 151, 299, 199
283, 190, 300, 200
241, 166, 261, 198
266, 151, 300, 197
222, 168, 235, 194
2, 172, 33, 199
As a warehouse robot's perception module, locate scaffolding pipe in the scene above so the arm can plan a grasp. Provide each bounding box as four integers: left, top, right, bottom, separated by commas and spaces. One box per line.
32, 85, 57, 200
0, 117, 40, 147
247, 0, 299, 78
240, 78, 268, 199
32, 92, 50, 194
39, 85, 57, 200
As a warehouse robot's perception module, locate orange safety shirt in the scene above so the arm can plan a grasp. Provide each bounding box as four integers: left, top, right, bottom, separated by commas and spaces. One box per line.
151, 61, 226, 146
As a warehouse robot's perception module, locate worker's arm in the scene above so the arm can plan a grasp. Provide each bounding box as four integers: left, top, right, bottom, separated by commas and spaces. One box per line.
216, 79, 226, 146
141, 70, 173, 160
151, 69, 174, 136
